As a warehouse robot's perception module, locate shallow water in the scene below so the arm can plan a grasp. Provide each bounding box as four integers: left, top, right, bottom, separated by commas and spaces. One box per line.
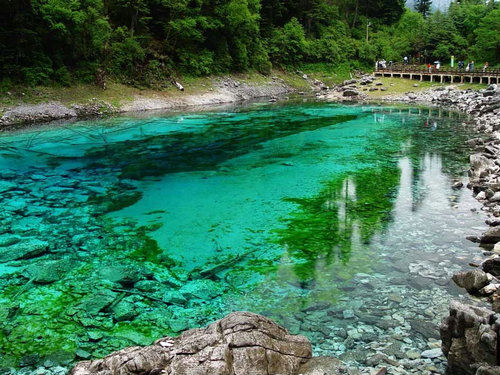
0, 101, 486, 369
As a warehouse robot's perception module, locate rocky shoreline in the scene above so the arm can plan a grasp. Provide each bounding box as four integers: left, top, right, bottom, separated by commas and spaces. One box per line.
0, 77, 294, 129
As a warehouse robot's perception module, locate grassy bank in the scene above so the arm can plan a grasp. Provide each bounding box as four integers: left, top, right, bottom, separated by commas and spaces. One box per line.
0, 68, 489, 115
360, 77, 487, 99
0, 65, 357, 112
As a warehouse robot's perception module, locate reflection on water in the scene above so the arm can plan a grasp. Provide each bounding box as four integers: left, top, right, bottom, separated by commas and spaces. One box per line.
0, 102, 485, 370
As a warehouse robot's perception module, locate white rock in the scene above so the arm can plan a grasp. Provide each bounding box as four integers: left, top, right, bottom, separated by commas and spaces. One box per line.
343, 310, 355, 319
421, 348, 442, 359
476, 191, 486, 200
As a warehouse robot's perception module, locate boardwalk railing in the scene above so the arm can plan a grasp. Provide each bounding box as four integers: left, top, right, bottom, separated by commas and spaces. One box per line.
374, 64, 500, 84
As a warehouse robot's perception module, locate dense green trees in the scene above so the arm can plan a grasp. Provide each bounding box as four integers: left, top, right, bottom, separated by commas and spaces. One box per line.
0, 0, 498, 87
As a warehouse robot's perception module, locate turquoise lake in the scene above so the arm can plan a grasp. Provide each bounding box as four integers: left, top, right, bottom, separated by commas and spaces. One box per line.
0, 101, 487, 369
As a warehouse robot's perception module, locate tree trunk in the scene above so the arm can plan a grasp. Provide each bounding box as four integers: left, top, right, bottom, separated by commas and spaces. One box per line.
351, 0, 359, 29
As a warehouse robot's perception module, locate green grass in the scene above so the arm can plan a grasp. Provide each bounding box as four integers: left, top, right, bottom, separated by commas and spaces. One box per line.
0, 71, 286, 112
360, 77, 487, 98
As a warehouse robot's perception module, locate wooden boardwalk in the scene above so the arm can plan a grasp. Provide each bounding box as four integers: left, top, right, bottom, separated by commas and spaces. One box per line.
375, 65, 500, 84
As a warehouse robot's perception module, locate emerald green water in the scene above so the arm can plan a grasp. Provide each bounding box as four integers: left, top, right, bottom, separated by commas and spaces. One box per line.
0, 102, 485, 369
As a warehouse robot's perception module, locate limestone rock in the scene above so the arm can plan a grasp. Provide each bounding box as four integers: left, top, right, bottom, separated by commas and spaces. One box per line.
23, 258, 77, 284
470, 154, 495, 178
440, 301, 498, 375
420, 348, 442, 359
480, 226, 500, 244
343, 89, 359, 97
97, 265, 144, 287
71, 312, 312, 375
452, 269, 490, 293
77, 290, 118, 316
482, 257, 500, 276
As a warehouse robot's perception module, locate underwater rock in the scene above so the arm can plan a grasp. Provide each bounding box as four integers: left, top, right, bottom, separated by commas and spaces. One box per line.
162, 290, 188, 306
470, 154, 495, 179
0, 239, 49, 262
71, 311, 311, 375
97, 265, 144, 287
0, 234, 21, 247
298, 356, 360, 374
409, 319, 440, 340
420, 348, 442, 359
111, 297, 139, 322
76, 290, 118, 316
22, 258, 77, 284
0, 180, 17, 193
179, 279, 223, 301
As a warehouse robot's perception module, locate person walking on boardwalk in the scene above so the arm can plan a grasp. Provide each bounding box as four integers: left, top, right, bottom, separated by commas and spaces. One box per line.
470, 61, 475, 72
483, 62, 489, 72
404, 56, 408, 65
427, 63, 431, 73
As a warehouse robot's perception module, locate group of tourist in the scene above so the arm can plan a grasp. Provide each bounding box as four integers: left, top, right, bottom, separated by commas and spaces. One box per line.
426, 61, 441, 72
458, 61, 491, 72
376, 57, 490, 73
458, 60, 475, 72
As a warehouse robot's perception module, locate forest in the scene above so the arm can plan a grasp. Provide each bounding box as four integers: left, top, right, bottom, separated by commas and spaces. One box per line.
0, 0, 498, 87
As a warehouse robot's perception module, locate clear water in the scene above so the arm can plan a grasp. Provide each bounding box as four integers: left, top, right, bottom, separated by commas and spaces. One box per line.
0, 101, 486, 369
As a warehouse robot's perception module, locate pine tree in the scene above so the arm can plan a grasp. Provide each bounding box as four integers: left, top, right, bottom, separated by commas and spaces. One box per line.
415, 0, 433, 17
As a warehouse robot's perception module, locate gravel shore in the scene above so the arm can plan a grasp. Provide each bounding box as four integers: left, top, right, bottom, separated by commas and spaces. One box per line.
0, 77, 293, 129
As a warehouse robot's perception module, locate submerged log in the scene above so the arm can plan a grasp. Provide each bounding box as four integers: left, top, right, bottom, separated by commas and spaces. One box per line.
195, 249, 257, 280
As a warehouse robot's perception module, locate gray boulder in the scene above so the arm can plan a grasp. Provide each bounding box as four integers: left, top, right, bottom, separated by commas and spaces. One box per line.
343, 90, 359, 97
440, 301, 498, 375
71, 312, 312, 375
480, 227, 500, 244
482, 257, 500, 277
470, 154, 495, 178
452, 269, 490, 293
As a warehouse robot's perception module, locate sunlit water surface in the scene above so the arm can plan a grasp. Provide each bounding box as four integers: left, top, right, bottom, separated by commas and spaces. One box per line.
0, 102, 486, 369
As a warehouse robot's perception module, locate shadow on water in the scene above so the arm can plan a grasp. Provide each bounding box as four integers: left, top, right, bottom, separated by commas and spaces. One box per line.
80, 107, 359, 179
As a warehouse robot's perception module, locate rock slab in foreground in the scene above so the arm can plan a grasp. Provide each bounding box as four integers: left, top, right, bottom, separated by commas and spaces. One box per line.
440, 301, 500, 375
71, 311, 312, 375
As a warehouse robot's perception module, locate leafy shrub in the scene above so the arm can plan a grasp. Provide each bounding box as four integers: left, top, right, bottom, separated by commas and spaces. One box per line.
269, 18, 308, 66
108, 27, 145, 78
178, 49, 214, 76
53, 66, 71, 86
